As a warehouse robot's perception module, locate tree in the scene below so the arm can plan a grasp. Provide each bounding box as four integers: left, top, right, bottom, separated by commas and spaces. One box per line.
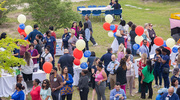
0, 37, 29, 76
0, 0, 17, 25
24, 0, 80, 33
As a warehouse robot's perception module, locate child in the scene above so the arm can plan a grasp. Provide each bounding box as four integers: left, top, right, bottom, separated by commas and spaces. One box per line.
117, 43, 125, 62
78, 70, 89, 100
152, 48, 162, 88
84, 23, 90, 50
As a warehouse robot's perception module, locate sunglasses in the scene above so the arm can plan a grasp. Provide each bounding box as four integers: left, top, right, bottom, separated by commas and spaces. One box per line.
19, 77, 23, 78
43, 82, 47, 84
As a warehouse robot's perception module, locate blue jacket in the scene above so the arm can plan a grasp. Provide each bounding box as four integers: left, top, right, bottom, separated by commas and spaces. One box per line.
11, 90, 25, 100
28, 29, 43, 43
160, 92, 179, 100
100, 52, 112, 67
62, 33, 70, 48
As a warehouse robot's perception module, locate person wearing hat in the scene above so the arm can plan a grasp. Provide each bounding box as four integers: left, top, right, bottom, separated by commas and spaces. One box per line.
171, 67, 180, 85
50, 67, 64, 100
156, 88, 168, 100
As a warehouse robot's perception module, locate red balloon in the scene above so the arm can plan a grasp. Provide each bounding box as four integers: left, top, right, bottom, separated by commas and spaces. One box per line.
17, 27, 24, 33
73, 48, 83, 59
103, 22, 111, 31
140, 41, 150, 47
154, 37, 163, 46
43, 62, 53, 73
135, 26, 144, 36
74, 58, 80, 65
165, 47, 172, 54
20, 32, 27, 37
113, 24, 118, 33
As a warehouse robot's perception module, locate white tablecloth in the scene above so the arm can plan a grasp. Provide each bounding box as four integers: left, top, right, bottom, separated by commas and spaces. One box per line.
79, 7, 114, 11
0, 70, 46, 97
73, 67, 83, 86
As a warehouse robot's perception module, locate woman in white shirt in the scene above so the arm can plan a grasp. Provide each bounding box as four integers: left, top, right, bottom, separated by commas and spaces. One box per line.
41, 47, 53, 63
21, 51, 34, 82
142, 23, 151, 42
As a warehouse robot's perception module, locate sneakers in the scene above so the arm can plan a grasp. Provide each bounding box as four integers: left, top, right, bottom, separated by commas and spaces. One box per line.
153, 85, 158, 88
93, 43, 98, 46
157, 85, 162, 88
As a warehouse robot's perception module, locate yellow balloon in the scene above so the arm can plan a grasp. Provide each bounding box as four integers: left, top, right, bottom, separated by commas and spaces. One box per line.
135, 36, 143, 44
25, 25, 33, 35
76, 39, 86, 51
80, 56, 88, 64
166, 38, 175, 48
105, 14, 113, 23
17, 14, 26, 23
108, 31, 114, 37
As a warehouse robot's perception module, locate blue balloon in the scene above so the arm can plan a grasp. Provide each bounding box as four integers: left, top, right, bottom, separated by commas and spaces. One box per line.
24, 35, 28, 40
113, 32, 116, 38
80, 62, 88, 69
172, 47, 178, 53
84, 50, 91, 58
110, 25, 115, 31
133, 44, 140, 50
19, 23, 25, 30
162, 41, 167, 47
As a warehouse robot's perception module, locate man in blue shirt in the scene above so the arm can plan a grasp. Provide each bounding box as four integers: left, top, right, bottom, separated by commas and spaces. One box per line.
110, 82, 127, 100
101, 48, 112, 89
28, 24, 43, 43
61, 28, 70, 49
160, 87, 179, 100
107, 55, 119, 89
139, 39, 149, 58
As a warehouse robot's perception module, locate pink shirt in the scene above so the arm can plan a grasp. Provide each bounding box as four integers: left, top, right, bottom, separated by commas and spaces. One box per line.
20, 45, 29, 56
30, 86, 41, 100
95, 70, 104, 82
117, 52, 124, 62
71, 27, 79, 37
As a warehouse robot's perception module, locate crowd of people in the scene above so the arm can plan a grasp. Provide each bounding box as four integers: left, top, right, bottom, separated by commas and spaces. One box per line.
1, 5, 180, 100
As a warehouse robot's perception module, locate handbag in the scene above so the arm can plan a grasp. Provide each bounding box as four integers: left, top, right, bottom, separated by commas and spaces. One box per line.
161, 63, 169, 74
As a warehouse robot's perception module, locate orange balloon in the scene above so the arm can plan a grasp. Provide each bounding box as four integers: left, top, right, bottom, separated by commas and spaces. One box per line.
140, 41, 149, 47
154, 37, 163, 46
43, 62, 53, 73
103, 22, 111, 31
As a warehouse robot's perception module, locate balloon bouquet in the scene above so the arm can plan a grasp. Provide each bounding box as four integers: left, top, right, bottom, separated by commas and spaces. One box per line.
73, 39, 91, 69
17, 14, 33, 41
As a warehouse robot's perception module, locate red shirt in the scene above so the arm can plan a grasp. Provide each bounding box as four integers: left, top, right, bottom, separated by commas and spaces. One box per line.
30, 86, 41, 100
138, 59, 146, 76
51, 31, 56, 54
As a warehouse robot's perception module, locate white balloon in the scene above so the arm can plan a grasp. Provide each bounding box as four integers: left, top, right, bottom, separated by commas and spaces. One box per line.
76, 39, 86, 50
166, 38, 175, 48
25, 25, 33, 35
80, 56, 88, 64
17, 14, 26, 23
135, 36, 143, 44
108, 31, 114, 37
105, 14, 113, 23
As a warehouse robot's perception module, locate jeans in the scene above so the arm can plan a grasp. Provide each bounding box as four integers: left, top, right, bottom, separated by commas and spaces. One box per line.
154, 68, 162, 86
138, 76, 148, 93
131, 43, 137, 56
141, 82, 153, 99
116, 37, 124, 45
61, 94, 72, 100
95, 81, 106, 100
80, 88, 89, 100
50, 51, 55, 67
162, 72, 170, 88
86, 41, 89, 50
90, 34, 96, 45
51, 89, 61, 100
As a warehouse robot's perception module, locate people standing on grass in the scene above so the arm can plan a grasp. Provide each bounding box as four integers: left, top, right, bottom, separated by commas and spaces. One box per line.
117, 20, 126, 45
21, 51, 34, 82
148, 23, 156, 52
60, 66, 74, 100
129, 24, 137, 56
171, 78, 180, 93
142, 23, 151, 42
20, 34, 29, 58
40, 47, 53, 69
152, 48, 162, 88
84, 22, 91, 50
78, 70, 89, 100
171, 67, 180, 84
28, 43, 40, 64
155, 88, 168, 100
30, 79, 41, 100
28, 24, 43, 43
71, 21, 78, 37
68, 29, 77, 55
77, 21, 85, 39
62, 28, 70, 49
95, 61, 107, 100
11, 83, 25, 100
107, 55, 119, 89
40, 79, 51, 100
34, 39, 42, 55
139, 39, 150, 58
117, 43, 125, 62
114, 58, 127, 93
160, 87, 179, 100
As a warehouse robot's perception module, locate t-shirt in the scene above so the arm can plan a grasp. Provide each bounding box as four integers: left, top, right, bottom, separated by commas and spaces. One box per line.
142, 66, 154, 83
154, 54, 161, 69
45, 36, 56, 53
41, 52, 52, 62
40, 88, 51, 100
50, 74, 63, 89
11, 90, 25, 100
160, 55, 170, 68
30, 86, 41, 100
130, 30, 137, 44
13, 48, 20, 58
156, 94, 161, 100
28, 49, 39, 64
118, 25, 125, 33
62, 33, 70, 49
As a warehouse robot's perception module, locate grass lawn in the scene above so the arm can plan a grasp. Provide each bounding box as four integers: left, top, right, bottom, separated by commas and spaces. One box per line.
1, 0, 180, 100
